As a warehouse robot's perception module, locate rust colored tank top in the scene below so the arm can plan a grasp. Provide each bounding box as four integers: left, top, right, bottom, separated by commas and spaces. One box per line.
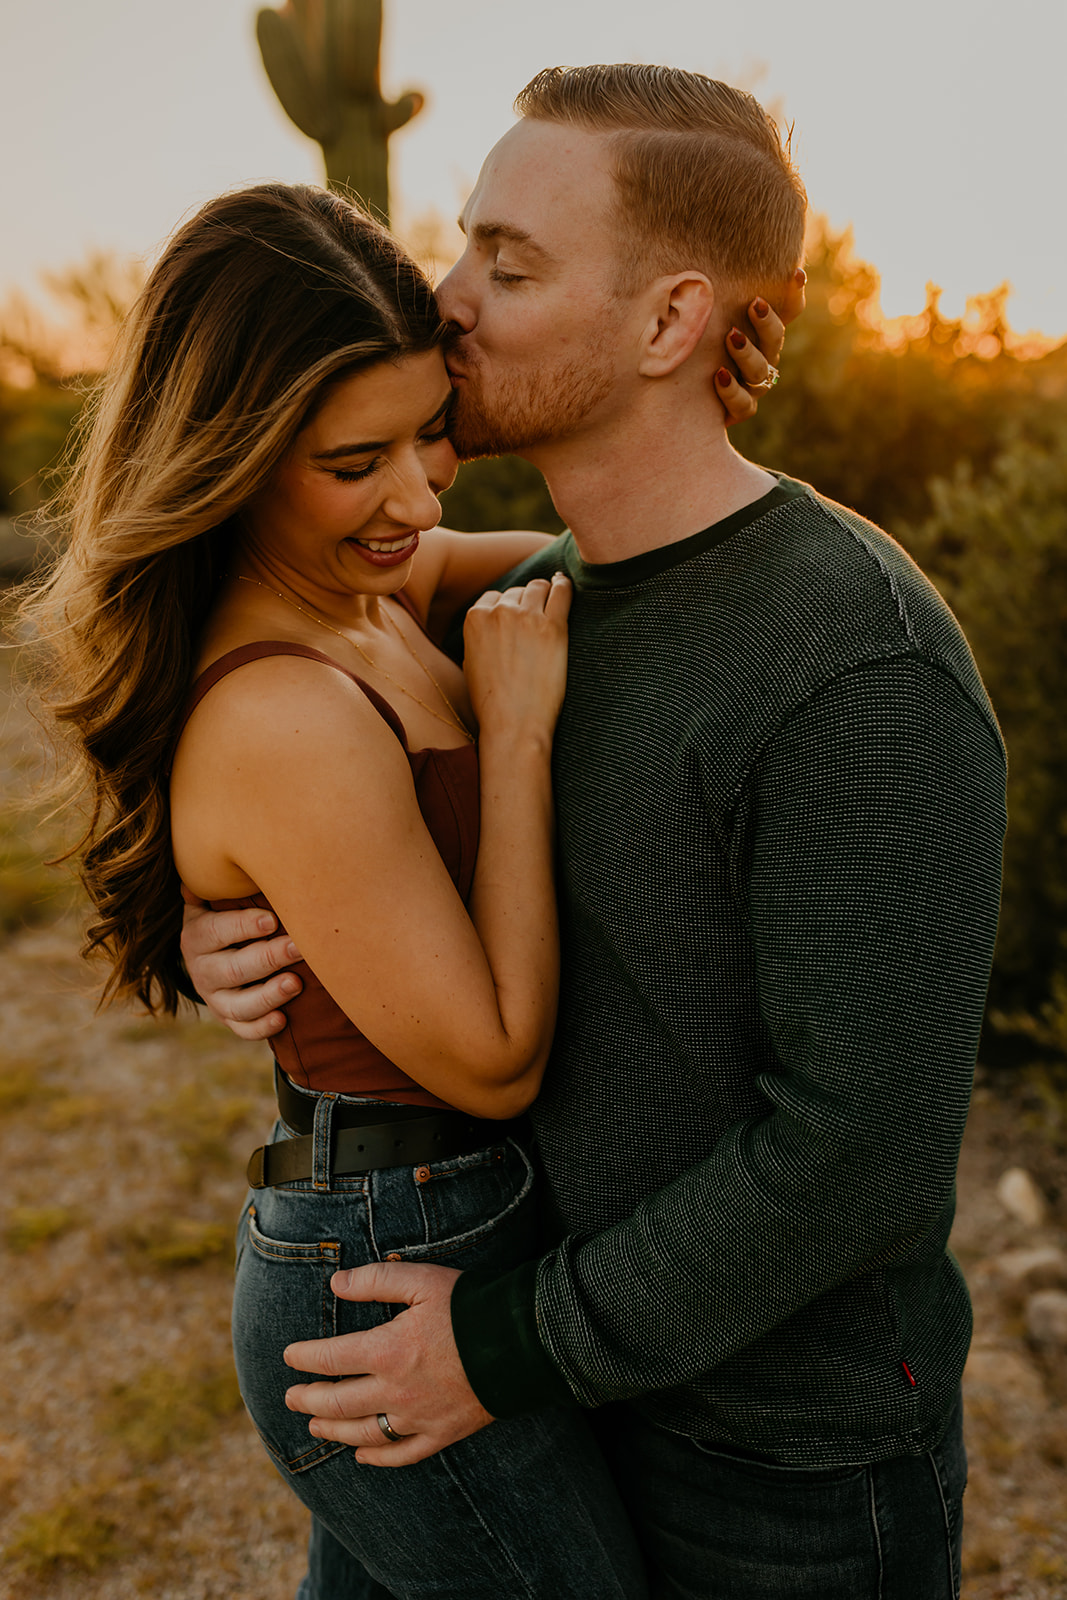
178, 610, 478, 1111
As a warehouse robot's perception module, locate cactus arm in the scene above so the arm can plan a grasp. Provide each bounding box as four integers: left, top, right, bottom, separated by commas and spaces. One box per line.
382, 91, 424, 135
256, 8, 335, 144
336, 0, 384, 93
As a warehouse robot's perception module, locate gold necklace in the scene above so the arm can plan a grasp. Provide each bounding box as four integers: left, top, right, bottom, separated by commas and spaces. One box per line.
235, 574, 475, 744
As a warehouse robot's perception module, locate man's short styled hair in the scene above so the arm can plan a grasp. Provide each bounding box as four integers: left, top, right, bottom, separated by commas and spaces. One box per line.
515, 64, 807, 317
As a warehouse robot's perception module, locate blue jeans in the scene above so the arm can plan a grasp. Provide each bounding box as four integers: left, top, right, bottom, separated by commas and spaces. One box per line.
590, 1390, 967, 1600
231, 1088, 647, 1600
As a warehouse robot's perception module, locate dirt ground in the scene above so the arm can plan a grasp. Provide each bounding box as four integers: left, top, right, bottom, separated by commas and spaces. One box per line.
1, 648, 1065, 1599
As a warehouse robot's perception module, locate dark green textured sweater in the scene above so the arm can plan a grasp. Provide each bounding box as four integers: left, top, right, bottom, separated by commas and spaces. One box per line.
450, 474, 1007, 1466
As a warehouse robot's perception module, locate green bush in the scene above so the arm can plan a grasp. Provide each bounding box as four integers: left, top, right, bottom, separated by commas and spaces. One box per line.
439, 452, 562, 535
899, 422, 1067, 1011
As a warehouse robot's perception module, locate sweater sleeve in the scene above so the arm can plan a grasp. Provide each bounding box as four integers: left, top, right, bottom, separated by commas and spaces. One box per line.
452, 657, 1007, 1415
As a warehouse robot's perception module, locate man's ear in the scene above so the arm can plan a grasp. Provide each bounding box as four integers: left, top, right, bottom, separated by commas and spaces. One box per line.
637, 274, 716, 378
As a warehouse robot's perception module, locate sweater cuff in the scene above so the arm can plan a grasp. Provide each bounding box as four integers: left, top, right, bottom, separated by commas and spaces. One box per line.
450, 1259, 577, 1417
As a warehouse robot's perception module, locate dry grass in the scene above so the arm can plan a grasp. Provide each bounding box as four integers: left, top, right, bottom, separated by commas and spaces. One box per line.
0, 918, 309, 1600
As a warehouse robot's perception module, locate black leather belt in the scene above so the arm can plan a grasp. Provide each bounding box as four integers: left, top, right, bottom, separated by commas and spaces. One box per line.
246, 1073, 522, 1189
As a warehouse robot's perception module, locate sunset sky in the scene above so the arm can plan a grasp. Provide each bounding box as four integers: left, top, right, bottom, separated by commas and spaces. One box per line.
1, 0, 1063, 339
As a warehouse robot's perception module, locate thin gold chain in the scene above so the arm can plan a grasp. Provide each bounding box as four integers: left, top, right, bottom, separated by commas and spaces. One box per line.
235, 574, 474, 744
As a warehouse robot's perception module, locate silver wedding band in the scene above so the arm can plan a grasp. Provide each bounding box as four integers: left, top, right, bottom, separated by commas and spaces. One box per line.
753, 365, 780, 391
377, 1412, 405, 1443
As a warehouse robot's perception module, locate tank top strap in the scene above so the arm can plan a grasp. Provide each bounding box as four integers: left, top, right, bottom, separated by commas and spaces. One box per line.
174, 640, 410, 757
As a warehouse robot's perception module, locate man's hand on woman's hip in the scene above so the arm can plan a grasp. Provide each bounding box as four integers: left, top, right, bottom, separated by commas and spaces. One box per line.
283, 1262, 493, 1466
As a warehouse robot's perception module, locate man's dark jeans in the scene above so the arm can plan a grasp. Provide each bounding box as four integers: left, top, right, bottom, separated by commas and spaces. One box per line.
592, 1387, 966, 1600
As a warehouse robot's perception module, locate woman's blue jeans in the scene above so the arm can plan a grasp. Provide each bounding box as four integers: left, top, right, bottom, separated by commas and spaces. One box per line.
230, 1089, 647, 1600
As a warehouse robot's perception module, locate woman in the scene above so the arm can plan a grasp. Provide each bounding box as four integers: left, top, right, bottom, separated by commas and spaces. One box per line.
28, 183, 780, 1599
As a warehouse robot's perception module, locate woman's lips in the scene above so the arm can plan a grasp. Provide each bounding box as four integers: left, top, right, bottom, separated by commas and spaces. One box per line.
347, 532, 420, 568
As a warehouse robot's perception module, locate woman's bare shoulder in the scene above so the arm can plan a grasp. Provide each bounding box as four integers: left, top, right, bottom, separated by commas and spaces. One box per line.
174, 649, 405, 785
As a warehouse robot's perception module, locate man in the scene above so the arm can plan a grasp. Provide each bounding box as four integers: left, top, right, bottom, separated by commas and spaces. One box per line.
186, 65, 1005, 1596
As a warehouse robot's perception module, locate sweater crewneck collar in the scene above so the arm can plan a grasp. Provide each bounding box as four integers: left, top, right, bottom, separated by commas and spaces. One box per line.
562, 474, 809, 591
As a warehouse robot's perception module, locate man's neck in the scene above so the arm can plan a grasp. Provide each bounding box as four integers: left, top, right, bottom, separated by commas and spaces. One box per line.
522, 410, 776, 566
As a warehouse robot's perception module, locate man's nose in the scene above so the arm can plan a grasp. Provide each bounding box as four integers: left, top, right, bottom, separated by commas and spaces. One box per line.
436, 260, 474, 332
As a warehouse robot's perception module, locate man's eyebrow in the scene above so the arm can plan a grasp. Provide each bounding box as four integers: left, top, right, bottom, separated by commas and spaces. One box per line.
312, 394, 454, 460
456, 216, 557, 265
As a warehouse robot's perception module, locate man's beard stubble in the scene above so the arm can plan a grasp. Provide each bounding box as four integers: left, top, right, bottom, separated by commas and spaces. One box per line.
447, 347, 617, 462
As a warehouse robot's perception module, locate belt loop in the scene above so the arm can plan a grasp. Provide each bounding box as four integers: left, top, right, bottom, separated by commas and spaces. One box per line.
312, 1093, 338, 1191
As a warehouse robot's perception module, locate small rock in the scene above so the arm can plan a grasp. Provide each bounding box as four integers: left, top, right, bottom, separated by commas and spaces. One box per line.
995, 1167, 1049, 1228
1026, 1290, 1067, 1346
989, 1247, 1067, 1290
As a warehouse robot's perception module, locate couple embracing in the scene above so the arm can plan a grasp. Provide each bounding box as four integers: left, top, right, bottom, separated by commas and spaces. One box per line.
36, 62, 1005, 1600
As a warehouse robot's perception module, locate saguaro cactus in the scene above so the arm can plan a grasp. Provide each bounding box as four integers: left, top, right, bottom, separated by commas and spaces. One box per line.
256, 0, 424, 219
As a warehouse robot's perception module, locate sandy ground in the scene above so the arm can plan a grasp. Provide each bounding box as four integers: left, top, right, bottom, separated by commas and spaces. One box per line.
1, 647, 1065, 1599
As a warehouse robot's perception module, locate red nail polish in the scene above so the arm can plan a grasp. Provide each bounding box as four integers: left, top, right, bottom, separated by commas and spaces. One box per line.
753, 298, 769, 318
716, 367, 732, 386
729, 327, 746, 349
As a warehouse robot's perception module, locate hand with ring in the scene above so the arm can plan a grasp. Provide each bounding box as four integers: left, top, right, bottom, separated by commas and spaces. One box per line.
284, 1261, 494, 1467
715, 267, 805, 425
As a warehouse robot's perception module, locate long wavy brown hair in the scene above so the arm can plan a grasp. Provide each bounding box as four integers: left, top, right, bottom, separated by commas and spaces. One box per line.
24, 183, 446, 1013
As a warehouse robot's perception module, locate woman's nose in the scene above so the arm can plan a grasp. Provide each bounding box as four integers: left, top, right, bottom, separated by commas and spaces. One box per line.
384, 460, 443, 530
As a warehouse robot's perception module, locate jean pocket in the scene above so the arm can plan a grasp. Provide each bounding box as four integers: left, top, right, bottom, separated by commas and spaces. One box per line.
231, 1203, 356, 1476
689, 1436, 866, 1487
370, 1137, 539, 1270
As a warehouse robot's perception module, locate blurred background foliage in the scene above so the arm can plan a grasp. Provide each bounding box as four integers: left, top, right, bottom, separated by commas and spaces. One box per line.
1, 217, 1064, 1038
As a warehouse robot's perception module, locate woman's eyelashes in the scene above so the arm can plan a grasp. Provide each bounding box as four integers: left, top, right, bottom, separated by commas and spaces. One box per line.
332, 460, 380, 484
329, 400, 456, 482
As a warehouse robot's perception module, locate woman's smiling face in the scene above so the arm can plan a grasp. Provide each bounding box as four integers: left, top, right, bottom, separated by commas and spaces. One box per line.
239, 349, 458, 600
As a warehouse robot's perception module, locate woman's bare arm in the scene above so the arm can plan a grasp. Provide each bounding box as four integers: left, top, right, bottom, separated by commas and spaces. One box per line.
172, 578, 570, 1118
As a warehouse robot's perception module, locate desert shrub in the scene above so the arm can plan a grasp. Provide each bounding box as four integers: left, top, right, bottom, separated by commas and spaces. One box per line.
4, 1491, 123, 1576
4, 1204, 74, 1252
0, 1057, 40, 1112
439, 452, 563, 535
119, 1212, 232, 1270
0, 809, 77, 935
901, 421, 1067, 1011
735, 218, 1065, 532
104, 1357, 242, 1461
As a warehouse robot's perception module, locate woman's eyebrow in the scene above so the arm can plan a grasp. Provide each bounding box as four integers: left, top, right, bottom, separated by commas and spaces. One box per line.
313, 394, 454, 460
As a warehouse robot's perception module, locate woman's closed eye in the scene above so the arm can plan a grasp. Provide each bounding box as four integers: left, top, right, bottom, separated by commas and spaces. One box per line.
332, 460, 381, 484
